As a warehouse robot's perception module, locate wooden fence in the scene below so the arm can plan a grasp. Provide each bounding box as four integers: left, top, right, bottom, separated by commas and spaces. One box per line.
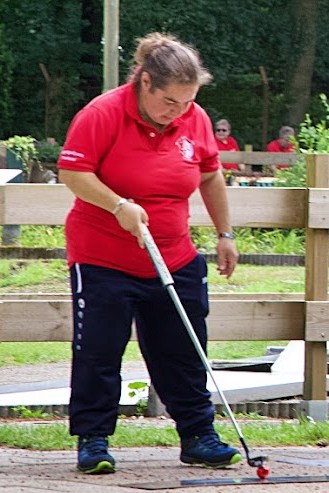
0, 152, 328, 418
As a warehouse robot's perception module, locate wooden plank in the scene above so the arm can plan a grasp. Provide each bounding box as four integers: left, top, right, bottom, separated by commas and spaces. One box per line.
308, 188, 329, 228
0, 293, 70, 301
0, 299, 305, 342
304, 154, 329, 400
0, 292, 306, 301
207, 300, 304, 341
189, 188, 306, 228
0, 184, 74, 225
0, 184, 307, 228
0, 300, 72, 341
305, 301, 329, 341
0, 185, 4, 224
209, 293, 305, 300
219, 151, 298, 165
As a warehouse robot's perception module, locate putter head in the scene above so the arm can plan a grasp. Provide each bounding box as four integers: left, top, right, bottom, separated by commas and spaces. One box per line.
247, 455, 268, 468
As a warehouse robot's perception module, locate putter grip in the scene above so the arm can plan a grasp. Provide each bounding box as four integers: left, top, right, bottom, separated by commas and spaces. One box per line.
142, 224, 174, 287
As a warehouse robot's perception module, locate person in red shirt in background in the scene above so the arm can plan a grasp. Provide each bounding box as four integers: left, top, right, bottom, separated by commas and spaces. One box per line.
214, 119, 245, 184
267, 126, 295, 171
58, 32, 241, 475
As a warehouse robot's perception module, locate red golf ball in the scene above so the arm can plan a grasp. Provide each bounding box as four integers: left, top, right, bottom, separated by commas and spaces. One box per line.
257, 465, 270, 479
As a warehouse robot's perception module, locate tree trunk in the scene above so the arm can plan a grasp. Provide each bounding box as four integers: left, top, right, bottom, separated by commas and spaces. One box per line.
80, 0, 103, 105
285, 0, 318, 127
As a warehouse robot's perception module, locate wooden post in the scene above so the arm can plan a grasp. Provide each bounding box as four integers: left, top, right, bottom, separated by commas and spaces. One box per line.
259, 66, 269, 151
103, 0, 119, 91
39, 63, 51, 139
244, 145, 253, 174
303, 154, 329, 418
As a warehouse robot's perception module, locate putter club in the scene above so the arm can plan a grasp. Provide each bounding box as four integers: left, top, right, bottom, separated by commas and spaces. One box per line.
142, 224, 268, 472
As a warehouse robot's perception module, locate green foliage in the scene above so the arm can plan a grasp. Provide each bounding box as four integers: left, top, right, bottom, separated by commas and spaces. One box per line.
275, 157, 307, 187
3, 135, 39, 173
191, 226, 305, 255
19, 226, 65, 248
275, 93, 329, 187
0, 0, 328, 142
11, 406, 51, 420
190, 226, 217, 252
127, 380, 149, 416
298, 93, 329, 153
0, 24, 14, 135
128, 381, 148, 398
234, 228, 305, 254
36, 141, 62, 163
0, 0, 83, 141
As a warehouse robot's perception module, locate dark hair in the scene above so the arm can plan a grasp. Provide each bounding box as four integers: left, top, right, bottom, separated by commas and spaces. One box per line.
129, 32, 212, 90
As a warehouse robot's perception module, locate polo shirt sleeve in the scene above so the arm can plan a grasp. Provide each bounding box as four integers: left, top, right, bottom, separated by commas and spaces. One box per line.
58, 105, 115, 172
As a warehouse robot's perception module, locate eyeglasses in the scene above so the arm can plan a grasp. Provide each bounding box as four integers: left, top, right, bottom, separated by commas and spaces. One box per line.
216, 128, 228, 132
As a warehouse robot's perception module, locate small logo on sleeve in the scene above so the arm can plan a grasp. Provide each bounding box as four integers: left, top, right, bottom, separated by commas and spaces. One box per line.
60, 149, 85, 162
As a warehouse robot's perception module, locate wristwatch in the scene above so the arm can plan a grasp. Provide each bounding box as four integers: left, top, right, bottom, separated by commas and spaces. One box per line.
218, 232, 234, 239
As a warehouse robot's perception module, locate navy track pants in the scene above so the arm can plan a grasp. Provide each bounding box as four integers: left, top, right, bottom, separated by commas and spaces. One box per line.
69, 254, 215, 438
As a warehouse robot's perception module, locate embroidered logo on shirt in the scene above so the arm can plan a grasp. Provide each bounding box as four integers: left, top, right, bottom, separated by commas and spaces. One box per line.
175, 136, 195, 161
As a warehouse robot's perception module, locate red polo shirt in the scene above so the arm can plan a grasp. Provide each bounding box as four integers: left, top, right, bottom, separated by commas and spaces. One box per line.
267, 139, 295, 169
58, 83, 219, 277
215, 136, 240, 170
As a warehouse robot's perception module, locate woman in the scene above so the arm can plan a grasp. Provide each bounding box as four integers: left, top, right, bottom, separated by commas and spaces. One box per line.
214, 119, 245, 178
58, 32, 241, 474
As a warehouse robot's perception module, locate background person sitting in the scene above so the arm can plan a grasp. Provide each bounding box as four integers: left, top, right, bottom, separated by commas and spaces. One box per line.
267, 126, 295, 171
214, 119, 245, 181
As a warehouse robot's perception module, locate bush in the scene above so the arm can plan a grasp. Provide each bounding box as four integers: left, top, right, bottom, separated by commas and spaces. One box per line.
36, 141, 62, 163
274, 93, 329, 188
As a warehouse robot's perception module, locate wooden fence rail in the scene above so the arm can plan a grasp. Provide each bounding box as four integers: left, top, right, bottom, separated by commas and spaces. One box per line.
0, 153, 328, 419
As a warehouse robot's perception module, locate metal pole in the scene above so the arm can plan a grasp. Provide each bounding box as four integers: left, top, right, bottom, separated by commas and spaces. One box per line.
103, 0, 119, 91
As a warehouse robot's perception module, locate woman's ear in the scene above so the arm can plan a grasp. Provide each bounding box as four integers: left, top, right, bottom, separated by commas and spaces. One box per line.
140, 71, 152, 91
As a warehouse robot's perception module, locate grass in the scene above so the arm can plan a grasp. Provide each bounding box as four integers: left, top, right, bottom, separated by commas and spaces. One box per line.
0, 418, 328, 450
208, 263, 305, 293
0, 259, 307, 366
0, 259, 69, 291
0, 342, 72, 366
0, 260, 306, 294
0, 340, 287, 367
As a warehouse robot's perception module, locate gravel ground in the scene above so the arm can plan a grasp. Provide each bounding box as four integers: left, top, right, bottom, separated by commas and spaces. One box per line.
0, 360, 148, 386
